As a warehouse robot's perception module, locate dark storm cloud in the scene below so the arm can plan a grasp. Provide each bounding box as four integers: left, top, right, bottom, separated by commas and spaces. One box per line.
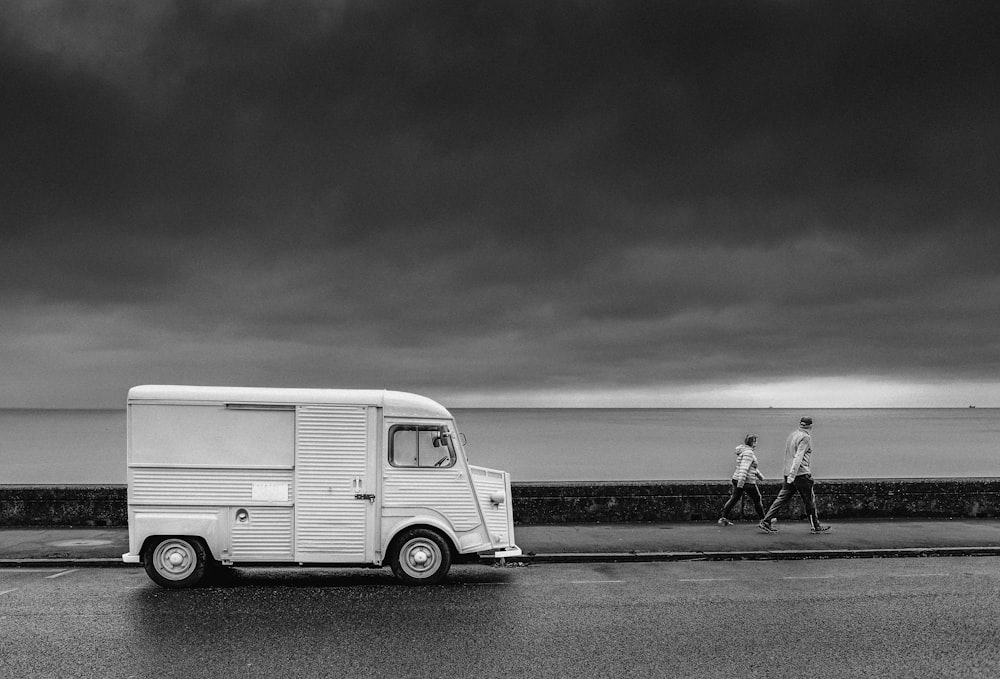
1, 0, 998, 405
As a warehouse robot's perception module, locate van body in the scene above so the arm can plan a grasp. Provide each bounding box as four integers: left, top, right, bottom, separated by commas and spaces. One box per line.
122, 385, 520, 587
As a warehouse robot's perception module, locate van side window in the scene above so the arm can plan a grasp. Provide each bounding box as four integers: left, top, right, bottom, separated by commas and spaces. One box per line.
389, 425, 456, 468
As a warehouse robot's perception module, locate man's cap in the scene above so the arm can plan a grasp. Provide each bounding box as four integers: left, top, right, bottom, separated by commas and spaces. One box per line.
799, 416, 813, 428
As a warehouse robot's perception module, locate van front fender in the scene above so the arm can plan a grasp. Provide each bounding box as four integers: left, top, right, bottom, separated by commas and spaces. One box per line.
381, 515, 493, 560
381, 516, 460, 558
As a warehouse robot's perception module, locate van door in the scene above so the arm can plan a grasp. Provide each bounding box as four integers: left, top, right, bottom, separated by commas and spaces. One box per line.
381, 420, 484, 538
294, 405, 376, 563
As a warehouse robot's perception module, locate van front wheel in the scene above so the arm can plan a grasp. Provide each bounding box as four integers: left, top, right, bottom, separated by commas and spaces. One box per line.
389, 528, 451, 585
144, 537, 208, 588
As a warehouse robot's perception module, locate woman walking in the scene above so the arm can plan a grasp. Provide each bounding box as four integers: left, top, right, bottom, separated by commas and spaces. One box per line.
718, 433, 767, 526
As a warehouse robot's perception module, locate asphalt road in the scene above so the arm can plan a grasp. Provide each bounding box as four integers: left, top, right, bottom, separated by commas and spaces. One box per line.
1, 558, 998, 679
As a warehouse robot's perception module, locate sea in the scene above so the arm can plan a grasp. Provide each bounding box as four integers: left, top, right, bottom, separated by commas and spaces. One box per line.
2, 408, 998, 485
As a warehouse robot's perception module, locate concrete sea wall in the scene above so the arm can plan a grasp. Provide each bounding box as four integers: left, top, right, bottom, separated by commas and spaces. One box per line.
2, 479, 998, 527
511, 478, 1000, 523
0, 485, 128, 527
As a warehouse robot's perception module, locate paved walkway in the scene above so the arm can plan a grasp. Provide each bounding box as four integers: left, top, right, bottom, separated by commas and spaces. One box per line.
1, 518, 999, 567
514, 517, 1000, 562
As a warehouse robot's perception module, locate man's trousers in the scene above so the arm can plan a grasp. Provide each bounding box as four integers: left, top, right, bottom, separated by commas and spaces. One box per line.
762, 474, 819, 526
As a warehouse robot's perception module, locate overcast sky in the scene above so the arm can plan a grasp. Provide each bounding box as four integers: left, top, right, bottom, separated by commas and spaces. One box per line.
2, 1, 998, 408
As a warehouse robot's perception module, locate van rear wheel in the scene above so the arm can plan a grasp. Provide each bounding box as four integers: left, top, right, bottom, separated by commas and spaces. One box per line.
389, 528, 451, 585
144, 537, 208, 588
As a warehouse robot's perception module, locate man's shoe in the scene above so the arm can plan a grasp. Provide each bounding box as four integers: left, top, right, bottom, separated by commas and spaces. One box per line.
758, 520, 776, 533
718, 518, 734, 526
810, 524, 831, 534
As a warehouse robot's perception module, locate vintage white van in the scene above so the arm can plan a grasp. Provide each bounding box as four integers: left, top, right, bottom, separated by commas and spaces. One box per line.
122, 385, 520, 587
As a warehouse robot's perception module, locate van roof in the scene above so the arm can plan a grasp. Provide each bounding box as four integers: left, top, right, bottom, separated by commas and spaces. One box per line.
127, 385, 452, 419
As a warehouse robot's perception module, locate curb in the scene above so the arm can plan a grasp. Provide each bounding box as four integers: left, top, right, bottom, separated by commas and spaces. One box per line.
0, 558, 137, 568
4, 547, 1000, 569
511, 546, 1000, 563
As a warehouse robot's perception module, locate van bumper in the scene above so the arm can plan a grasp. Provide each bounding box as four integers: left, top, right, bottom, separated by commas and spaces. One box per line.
122, 552, 141, 564
491, 545, 522, 559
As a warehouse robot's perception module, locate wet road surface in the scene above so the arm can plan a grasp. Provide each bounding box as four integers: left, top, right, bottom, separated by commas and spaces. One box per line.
1, 558, 998, 678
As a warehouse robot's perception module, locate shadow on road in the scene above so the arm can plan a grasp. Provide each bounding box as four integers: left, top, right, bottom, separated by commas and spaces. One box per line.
135, 562, 522, 589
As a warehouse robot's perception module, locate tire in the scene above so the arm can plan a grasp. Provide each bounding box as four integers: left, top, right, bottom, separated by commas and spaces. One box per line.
389, 528, 452, 586
143, 537, 208, 588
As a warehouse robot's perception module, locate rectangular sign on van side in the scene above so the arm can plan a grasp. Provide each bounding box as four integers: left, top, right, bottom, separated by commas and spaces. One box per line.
251, 482, 290, 503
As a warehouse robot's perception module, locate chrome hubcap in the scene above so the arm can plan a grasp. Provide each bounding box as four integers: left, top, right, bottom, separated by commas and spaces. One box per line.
153, 539, 196, 580
401, 538, 440, 578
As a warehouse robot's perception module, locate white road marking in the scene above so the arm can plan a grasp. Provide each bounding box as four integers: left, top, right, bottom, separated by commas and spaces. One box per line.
0, 589, 17, 596
45, 569, 79, 579
893, 573, 950, 577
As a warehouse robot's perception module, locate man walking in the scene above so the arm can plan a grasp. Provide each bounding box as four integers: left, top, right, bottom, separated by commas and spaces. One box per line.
758, 416, 831, 534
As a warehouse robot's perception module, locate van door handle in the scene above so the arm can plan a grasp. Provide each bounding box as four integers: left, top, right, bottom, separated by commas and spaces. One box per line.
354, 493, 376, 503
